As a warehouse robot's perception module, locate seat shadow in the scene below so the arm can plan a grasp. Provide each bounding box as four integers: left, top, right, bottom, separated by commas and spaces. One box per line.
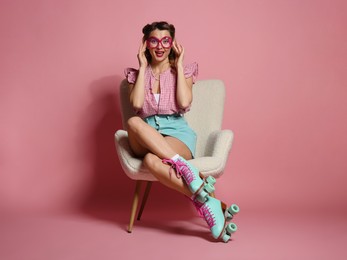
77, 75, 133, 220
134, 215, 218, 242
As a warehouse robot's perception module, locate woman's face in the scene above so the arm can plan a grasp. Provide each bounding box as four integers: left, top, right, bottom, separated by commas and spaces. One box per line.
146, 29, 173, 63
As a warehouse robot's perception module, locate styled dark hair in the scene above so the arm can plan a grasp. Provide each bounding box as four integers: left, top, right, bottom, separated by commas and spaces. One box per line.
142, 21, 176, 64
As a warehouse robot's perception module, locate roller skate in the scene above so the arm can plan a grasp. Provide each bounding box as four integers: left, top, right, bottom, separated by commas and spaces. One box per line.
193, 195, 239, 242
163, 156, 216, 203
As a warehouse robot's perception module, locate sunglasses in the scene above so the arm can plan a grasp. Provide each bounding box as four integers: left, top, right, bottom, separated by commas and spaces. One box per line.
146, 36, 173, 49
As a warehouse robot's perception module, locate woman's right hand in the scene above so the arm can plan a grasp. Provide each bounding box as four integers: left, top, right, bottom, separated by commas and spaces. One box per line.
137, 41, 148, 69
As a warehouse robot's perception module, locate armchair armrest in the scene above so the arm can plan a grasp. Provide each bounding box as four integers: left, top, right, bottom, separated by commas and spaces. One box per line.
189, 130, 234, 178
206, 129, 234, 158
114, 130, 157, 181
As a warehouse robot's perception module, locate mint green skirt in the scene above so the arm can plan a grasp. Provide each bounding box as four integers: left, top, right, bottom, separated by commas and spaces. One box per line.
143, 114, 197, 157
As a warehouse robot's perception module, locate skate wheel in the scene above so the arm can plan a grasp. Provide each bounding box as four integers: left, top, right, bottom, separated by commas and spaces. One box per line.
206, 176, 216, 185
226, 222, 237, 234
222, 232, 231, 243
196, 190, 208, 203
204, 183, 215, 193
225, 210, 233, 221
228, 204, 240, 215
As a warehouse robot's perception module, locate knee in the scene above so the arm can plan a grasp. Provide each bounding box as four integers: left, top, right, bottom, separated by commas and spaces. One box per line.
127, 116, 143, 132
143, 153, 161, 171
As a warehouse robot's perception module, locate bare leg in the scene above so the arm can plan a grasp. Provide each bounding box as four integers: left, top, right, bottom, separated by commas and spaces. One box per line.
127, 116, 197, 196
143, 153, 192, 197
127, 116, 178, 158
127, 116, 192, 160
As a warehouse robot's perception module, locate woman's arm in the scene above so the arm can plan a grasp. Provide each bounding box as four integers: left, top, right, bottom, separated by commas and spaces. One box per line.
129, 67, 145, 110
173, 41, 193, 109
129, 42, 147, 110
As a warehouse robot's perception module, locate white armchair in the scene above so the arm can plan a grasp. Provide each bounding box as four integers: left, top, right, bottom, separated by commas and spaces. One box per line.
115, 79, 234, 232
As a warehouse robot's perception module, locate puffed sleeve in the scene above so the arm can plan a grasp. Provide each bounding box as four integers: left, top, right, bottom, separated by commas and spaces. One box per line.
124, 68, 138, 84
184, 62, 198, 83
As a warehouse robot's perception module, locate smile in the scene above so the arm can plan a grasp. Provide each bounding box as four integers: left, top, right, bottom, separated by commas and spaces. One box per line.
155, 51, 165, 57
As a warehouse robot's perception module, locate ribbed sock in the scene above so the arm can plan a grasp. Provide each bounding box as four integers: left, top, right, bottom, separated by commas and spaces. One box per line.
171, 154, 180, 161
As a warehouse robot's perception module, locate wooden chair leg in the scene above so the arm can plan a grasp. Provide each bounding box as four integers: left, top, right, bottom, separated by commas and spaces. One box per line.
127, 180, 142, 233
137, 181, 152, 221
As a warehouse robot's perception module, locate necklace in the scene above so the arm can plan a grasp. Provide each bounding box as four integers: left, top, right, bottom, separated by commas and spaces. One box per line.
150, 62, 170, 81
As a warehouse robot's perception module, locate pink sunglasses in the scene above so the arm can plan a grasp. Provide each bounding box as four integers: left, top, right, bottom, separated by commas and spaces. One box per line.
146, 36, 173, 49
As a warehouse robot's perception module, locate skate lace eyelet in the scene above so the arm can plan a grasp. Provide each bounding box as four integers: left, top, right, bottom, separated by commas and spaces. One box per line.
193, 201, 216, 228
162, 158, 196, 184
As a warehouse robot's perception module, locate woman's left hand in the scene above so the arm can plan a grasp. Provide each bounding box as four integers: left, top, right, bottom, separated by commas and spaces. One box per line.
172, 40, 185, 68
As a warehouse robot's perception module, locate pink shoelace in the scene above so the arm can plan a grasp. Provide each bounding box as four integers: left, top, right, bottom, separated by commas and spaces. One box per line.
162, 158, 196, 185
193, 199, 216, 228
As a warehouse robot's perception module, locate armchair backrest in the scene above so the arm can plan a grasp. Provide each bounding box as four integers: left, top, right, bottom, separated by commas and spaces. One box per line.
119, 79, 226, 158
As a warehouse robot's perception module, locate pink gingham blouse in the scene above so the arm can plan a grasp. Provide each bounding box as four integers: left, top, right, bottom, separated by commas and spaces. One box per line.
124, 62, 198, 118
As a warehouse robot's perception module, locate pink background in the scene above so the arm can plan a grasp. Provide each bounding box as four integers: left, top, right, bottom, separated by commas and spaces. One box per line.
1, 0, 347, 215
1, 1, 347, 259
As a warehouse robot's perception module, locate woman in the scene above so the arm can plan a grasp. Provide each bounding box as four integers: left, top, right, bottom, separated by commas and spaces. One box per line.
124, 21, 238, 242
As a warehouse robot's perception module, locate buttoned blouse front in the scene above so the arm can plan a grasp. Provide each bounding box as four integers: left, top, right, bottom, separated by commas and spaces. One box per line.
124, 62, 198, 119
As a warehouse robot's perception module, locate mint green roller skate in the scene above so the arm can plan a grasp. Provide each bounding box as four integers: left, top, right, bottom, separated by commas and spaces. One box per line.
163, 156, 216, 203
193, 195, 239, 242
